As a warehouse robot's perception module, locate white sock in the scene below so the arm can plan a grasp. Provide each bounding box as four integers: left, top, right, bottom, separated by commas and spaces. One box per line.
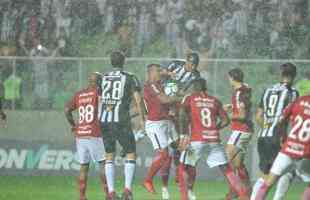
125, 159, 136, 191
251, 178, 264, 200
273, 172, 294, 200
105, 160, 115, 193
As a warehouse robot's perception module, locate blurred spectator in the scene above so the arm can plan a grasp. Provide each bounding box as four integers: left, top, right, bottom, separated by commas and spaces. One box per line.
3, 72, 22, 109
22, 7, 45, 48
19, 38, 65, 109
1, 2, 18, 42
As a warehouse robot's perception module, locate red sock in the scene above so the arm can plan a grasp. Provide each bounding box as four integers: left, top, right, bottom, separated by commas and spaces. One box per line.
145, 150, 168, 182
186, 165, 196, 190
237, 164, 250, 183
224, 165, 248, 198
160, 155, 172, 187
79, 178, 87, 200
255, 182, 269, 200
178, 163, 188, 200
302, 187, 310, 200
100, 174, 108, 195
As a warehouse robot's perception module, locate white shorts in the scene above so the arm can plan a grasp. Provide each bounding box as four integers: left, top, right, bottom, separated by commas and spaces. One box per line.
167, 120, 179, 144
270, 152, 296, 176
179, 141, 228, 168
227, 131, 252, 153
76, 137, 105, 164
145, 120, 170, 150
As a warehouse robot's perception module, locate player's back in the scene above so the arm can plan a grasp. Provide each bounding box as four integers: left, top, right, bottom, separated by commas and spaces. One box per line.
259, 83, 299, 138
282, 95, 310, 158
143, 81, 169, 121
71, 87, 101, 137
100, 69, 140, 123
231, 83, 253, 132
185, 92, 224, 142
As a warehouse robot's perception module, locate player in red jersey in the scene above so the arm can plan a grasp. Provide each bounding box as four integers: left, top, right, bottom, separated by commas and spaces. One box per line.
253, 94, 310, 200
65, 72, 107, 200
143, 64, 181, 199
178, 78, 250, 200
225, 68, 253, 200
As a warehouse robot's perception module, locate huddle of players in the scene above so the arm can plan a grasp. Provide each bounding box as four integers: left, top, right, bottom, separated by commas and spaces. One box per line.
64, 50, 310, 200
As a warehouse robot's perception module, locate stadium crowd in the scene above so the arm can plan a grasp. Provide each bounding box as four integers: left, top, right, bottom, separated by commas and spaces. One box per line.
0, 0, 310, 110
0, 0, 309, 58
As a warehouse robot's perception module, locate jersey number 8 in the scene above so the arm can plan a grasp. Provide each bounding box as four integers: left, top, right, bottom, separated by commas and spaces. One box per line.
200, 107, 212, 128
79, 105, 94, 123
289, 115, 310, 142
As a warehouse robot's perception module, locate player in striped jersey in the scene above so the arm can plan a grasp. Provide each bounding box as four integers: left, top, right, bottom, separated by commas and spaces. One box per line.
162, 52, 201, 92
251, 63, 299, 200
99, 51, 145, 200
160, 52, 201, 191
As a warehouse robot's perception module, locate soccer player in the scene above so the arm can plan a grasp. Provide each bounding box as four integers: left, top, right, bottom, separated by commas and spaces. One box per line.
99, 51, 145, 200
143, 63, 181, 199
160, 52, 201, 187
225, 68, 253, 200
252, 94, 310, 200
64, 72, 107, 200
178, 78, 250, 200
251, 63, 299, 200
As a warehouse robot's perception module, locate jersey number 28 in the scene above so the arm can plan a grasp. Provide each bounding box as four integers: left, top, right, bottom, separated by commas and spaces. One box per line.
289, 115, 310, 142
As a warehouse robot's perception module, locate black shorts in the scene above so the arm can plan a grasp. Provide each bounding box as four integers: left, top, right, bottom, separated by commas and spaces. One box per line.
257, 137, 281, 174
101, 122, 136, 154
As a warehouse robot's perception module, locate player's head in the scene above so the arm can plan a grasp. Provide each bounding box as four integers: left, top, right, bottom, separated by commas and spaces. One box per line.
147, 63, 161, 81
192, 78, 207, 92
185, 52, 199, 71
280, 63, 297, 85
110, 51, 125, 68
228, 68, 244, 86
89, 72, 102, 87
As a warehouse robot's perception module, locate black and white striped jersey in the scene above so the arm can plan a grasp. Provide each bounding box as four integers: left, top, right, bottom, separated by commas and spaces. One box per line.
258, 83, 299, 138
99, 69, 141, 123
165, 60, 200, 91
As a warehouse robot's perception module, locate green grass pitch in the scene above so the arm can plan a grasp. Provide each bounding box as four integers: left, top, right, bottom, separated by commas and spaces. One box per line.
0, 176, 306, 200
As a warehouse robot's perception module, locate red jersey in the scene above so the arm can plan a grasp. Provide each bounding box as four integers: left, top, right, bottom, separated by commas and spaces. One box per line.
66, 87, 101, 137
281, 96, 310, 159
181, 92, 228, 142
144, 81, 170, 121
231, 84, 253, 132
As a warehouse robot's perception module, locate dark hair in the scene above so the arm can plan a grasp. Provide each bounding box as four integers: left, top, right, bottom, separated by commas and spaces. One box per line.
192, 78, 207, 91
228, 68, 244, 82
110, 51, 125, 68
186, 52, 199, 67
147, 63, 160, 72
280, 63, 297, 79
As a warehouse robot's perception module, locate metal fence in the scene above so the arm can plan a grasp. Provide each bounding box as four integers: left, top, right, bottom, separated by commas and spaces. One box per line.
0, 56, 309, 180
